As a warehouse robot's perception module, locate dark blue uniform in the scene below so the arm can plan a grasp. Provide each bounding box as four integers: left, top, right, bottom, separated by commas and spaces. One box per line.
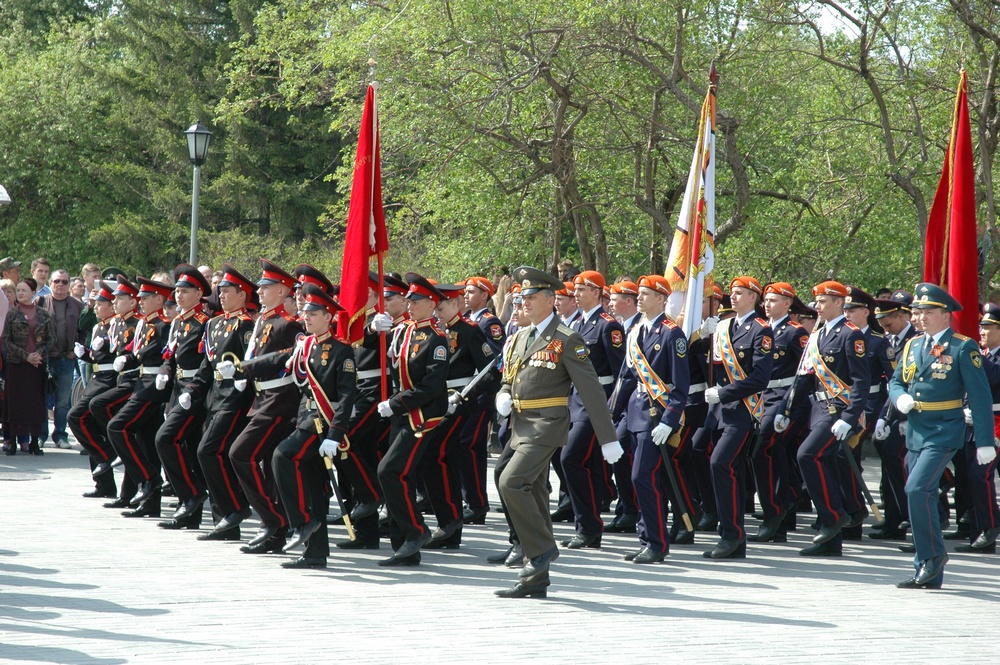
609, 312, 643, 528
961, 343, 1000, 542
875, 322, 918, 534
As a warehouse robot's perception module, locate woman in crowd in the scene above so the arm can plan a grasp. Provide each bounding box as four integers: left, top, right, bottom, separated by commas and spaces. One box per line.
3, 278, 54, 455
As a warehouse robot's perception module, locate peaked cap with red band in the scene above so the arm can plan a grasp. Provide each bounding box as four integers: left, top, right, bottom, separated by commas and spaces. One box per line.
258, 259, 296, 290
293, 264, 335, 296
136, 276, 173, 300
112, 277, 139, 298
174, 264, 210, 293
404, 272, 445, 303
301, 283, 344, 315
218, 264, 255, 296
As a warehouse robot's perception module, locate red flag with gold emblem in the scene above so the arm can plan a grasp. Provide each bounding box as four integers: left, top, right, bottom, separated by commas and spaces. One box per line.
923, 70, 979, 337
339, 83, 390, 347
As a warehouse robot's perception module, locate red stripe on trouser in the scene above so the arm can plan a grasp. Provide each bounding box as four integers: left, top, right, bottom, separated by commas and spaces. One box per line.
437, 417, 464, 520
813, 435, 839, 518
981, 461, 999, 529
581, 432, 599, 516
78, 409, 111, 462
104, 393, 130, 421
400, 436, 427, 535
119, 402, 153, 480
347, 450, 381, 501
727, 431, 751, 539
248, 416, 286, 523
171, 414, 199, 496
216, 414, 247, 509
466, 411, 489, 506
291, 434, 317, 522
670, 433, 696, 513
651, 455, 667, 547
349, 404, 375, 437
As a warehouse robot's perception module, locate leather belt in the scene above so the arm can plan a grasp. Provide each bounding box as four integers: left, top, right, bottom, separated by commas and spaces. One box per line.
357, 369, 383, 380
512, 397, 568, 412
688, 382, 707, 394
598, 375, 614, 386
869, 384, 882, 394
447, 377, 474, 389
176, 368, 198, 380
93, 363, 116, 373
912, 399, 963, 412
767, 377, 794, 390
637, 383, 674, 396
306, 397, 339, 411
993, 404, 1000, 412
137, 365, 163, 377
255, 375, 294, 391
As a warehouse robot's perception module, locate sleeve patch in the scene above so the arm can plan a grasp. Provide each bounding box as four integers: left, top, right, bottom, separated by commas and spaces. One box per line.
761, 336, 772, 352
574, 345, 589, 361
433, 345, 448, 361
886, 345, 896, 360
675, 337, 687, 357
490, 324, 503, 340
854, 339, 866, 357
482, 342, 494, 357
800, 335, 808, 348
972, 350, 983, 368
343, 358, 356, 373
611, 330, 623, 347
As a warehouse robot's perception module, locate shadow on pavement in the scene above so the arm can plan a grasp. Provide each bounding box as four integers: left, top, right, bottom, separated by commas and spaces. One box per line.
0, 643, 127, 665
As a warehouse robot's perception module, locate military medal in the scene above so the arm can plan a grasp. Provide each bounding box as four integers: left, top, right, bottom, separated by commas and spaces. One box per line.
261, 323, 273, 346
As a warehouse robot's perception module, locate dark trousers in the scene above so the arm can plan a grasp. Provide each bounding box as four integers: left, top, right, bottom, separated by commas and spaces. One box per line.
669, 425, 700, 520
751, 413, 795, 519
272, 428, 330, 558
689, 425, 717, 516
154, 405, 206, 502
837, 419, 873, 515
631, 429, 671, 552
797, 410, 846, 547
338, 402, 386, 506
613, 420, 638, 518
108, 396, 164, 485
197, 407, 250, 523
69, 377, 119, 495
879, 423, 909, 529
378, 421, 432, 545
87, 385, 133, 452
560, 419, 603, 536
710, 425, 753, 542
964, 438, 1000, 534
458, 407, 492, 512
419, 414, 466, 529
230, 409, 297, 528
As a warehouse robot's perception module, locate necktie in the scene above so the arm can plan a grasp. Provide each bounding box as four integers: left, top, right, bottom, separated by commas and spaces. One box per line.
526, 327, 537, 346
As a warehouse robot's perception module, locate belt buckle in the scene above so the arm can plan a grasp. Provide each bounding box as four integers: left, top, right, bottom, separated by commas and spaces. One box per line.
93, 363, 99, 373
214, 371, 223, 381
176, 368, 183, 380
512, 399, 521, 412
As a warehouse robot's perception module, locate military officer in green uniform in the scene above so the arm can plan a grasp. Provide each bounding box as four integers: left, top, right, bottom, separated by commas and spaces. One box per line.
888, 283, 995, 588
494, 266, 621, 599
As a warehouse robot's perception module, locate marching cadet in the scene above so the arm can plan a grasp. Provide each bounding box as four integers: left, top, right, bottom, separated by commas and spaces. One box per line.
840, 286, 895, 539
954, 302, 1000, 554
69, 281, 121, 499
88, 276, 141, 509
236, 284, 358, 569
870, 291, 917, 540
494, 267, 621, 598
703, 277, 774, 559
331, 271, 391, 551
749, 282, 809, 543
606, 280, 642, 533
611, 275, 689, 563
178, 265, 256, 541
888, 283, 994, 588
460, 276, 505, 524
420, 283, 498, 549
293, 264, 336, 318
222, 260, 304, 554
559, 271, 625, 549
777, 281, 870, 557
154, 265, 212, 530
550, 280, 583, 524
375, 273, 451, 566
106, 277, 174, 518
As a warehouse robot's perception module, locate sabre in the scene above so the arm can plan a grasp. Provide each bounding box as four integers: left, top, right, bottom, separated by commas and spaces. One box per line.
457, 356, 500, 400
323, 456, 356, 541
657, 433, 694, 532
840, 435, 883, 522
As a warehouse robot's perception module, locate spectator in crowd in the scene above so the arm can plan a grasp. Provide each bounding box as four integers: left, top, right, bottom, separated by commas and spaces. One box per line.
198, 265, 213, 282
875, 287, 892, 298
3, 278, 54, 455
0, 257, 21, 284
31, 258, 52, 300
211, 270, 223, 289
0, 278, 9, 337
81, 263, 100, 292
70, 276, 86, 301
38, 269, 84, 449
0, 278, 11, 443
557, 258, 579, 281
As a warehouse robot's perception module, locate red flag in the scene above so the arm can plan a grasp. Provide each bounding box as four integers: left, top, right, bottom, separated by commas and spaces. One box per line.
923, 70, 979, 338
338, 83, 390, 347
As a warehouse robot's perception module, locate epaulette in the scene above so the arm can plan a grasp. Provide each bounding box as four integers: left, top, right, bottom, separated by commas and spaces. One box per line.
429, 319, 446, 336
600, 312, 616, 323
210, 313, 226, 323
557, 324, 575, 336
280, 310, 296, 322
953, 333, 971, 342
788, 320, 802, 328
662, 317, 677, 329
755, 317, 768, 326
871, 331, 884, 338
237, 312, 253, 322
845, 321, 860, 331
194, 311, 209, 324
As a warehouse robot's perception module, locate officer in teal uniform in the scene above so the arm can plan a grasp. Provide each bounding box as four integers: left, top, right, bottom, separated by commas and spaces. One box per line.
888, 282, 996, 588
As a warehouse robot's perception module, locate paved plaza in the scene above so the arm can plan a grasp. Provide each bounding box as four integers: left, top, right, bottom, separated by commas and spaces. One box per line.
1, 441, 997, 664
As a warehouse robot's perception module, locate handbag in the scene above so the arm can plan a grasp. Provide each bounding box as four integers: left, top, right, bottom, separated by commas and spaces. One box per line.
45, 364, 58, 396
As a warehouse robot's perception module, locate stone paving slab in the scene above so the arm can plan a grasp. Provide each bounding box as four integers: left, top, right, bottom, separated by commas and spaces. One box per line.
1, 442, 997, 664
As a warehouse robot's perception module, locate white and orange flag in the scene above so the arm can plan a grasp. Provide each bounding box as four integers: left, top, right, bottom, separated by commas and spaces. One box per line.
665, 65, 716, 338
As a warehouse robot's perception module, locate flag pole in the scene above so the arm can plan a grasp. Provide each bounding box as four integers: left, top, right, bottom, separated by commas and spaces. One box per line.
368, 58, 389, 402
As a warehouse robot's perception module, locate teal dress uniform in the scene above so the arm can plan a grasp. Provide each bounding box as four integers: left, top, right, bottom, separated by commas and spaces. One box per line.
888, 284, 994, 588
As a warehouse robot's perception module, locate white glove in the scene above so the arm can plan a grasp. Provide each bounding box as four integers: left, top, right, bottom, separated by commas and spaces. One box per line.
155, 373, 169, 391
874, 419, 890, 441
371, 312, 393, 332
601, 440, 624, 464
234, 379, 247, 392
319, 439, 339, 458
830, 418, 852, 441
976, 446, 997, 466
704, 387, 721, 404
964, 408, 974, 426
178, 392, 192, 410
699, 316, 719, 338
217, 360, 237, 380
651, 423, 673, 446
377, 400, 393, 418
113, 356, 127, 372
898, 421, 906, 436
91, 336, 105, 351
447, 392, 462, 415
895, 393, 915, 414
496, 393, 513, 417
74, 342, 86, 358
774, 415, 790, 433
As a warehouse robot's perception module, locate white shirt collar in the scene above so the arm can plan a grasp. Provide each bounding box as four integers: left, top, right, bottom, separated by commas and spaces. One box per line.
824, 314, 845, 330
769, 314, 788, 328
580, 305, 601, 322
735, 310, 756, 327
471, 307, 489, 321
530, 312, 557, 338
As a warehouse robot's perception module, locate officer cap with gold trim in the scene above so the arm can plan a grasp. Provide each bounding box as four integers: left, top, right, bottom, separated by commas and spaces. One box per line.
981, 302, 1000, 326
218, 264, 255, 297
301, 283, 345, 315
174, 264, 210, 293
844, 286, 876, 311
258, 259, 296, 289
790, 295, 813, 317
717, 294, 734, 315
513, 266, 563, 296
293, 264, 335, 296
912, 282, 962, 312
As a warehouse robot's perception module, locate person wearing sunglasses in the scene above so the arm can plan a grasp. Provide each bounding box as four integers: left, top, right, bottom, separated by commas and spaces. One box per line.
37, 269, 85, 449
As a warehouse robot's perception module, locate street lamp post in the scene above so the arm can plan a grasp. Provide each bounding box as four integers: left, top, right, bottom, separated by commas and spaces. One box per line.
184, 121, 212, 265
